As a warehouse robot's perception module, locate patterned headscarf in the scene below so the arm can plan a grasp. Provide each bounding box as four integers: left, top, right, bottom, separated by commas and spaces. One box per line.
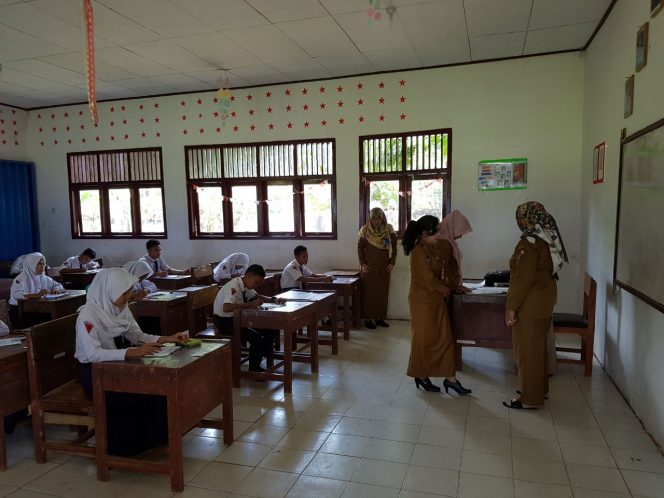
516, 202, 568, 273
358, 207, 396, 258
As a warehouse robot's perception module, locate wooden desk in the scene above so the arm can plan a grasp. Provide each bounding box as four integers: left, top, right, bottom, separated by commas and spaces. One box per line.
178, 285, 219, 334
130, 292, 188, 335
234, 300, 318, 394
93, 341, 233, 492
16, 290, 86, 329
59, 269, 101, 289
152, 275, 193, 291
304, 278, 361, 340
451, 289, 511, 370
277, 290, 338, 355
325, 269, 360, 277
0, 338, 29, 471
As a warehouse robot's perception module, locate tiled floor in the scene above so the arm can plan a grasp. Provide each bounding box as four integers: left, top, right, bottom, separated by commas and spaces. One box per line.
2, 320, 663, 498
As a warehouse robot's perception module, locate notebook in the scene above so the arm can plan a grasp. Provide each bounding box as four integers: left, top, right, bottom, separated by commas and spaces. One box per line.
43, 292, 70, 300
0, 337, 24, 347
145, 345, 180, 357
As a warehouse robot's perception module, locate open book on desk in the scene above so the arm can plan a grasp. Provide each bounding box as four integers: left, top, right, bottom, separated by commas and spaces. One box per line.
259, 302, 286, 310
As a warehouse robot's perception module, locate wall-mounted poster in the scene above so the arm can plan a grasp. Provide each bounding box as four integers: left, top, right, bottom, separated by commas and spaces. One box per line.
636, 23, 649, 72
625, 75, 634, 118
478, 158, 528, 191
593, 142, 606, 184
652, 0, 663, 18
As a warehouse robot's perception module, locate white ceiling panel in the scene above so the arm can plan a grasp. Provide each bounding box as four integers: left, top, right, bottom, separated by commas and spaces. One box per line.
245, 0, 328, 23
275, 61, 332, 80
276, 17, 358, 57
398, 0, 467, 46
148, 73, 211, 92
465, 0, 532, 36
229, 65, 289, 85
186, 70, 251, 89
0, 24, 69, 61
173, 0, 269, 31
173, 33, 263, 69
530, 0, 612, 30
38, 53, 139, 81
524, 22, 596, 54
95, 47, 177, 76
364, 46, 422, 71
4, 60, 85, 86
415, 39, 471, 66
315, 53, 373, 75
470, 31, 526, 60
223, 25, 313, 64
334, 11, 412, 53
0, 66, 79, 93
124, 40, 215, 72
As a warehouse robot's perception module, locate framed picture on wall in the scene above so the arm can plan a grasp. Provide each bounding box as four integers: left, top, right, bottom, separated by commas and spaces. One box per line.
593, 142, 606, 184
652, 0, 663, 17
636, 23, 649, 72
624, 75, 634, 118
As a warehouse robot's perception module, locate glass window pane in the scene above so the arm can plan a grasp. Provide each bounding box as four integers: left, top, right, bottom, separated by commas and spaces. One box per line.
78, 189, 101, 233
196, 186, 224, 233
411, 179, 443, 221
108, 188, 132, 233
303, 181, 332, 233
139, 188, 164, 233
267, 184, 294, 232
231, 185, 258, 233
368, 180, 400, 231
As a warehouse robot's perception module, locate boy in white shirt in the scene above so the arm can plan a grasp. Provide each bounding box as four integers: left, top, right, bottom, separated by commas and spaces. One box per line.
139, 239, 190, 277
280, 245, 333, 290
213, 264, 283, 372
60, 248, 99, 272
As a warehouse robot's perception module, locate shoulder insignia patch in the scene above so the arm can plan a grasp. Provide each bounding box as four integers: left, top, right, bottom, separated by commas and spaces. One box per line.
231, 288, 237, 295
84, 322, 94, 333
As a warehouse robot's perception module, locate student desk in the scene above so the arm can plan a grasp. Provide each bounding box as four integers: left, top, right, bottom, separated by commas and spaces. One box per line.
178, 285, 219, 334
325, 269, 360, 277
152, 275, 193, 291
92, 341, 233, 492
233, 300, 318, 394
304, 277, 361, 340
0, 338, 29, 471
276, 290, 338, 355
255, 271, 282, 297
59, 269, 101, 289
16, 290, 86, 329
451, 288, 512, 370
130, 292, 188, 335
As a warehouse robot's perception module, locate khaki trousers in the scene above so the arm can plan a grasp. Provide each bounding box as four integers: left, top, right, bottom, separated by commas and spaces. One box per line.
513, 318, 550, 406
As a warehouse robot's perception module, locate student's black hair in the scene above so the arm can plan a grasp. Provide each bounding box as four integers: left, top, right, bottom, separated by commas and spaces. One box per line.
294, 245, 307, 257
146, 239, 160, 251
245, 264, 266, 278
402, 215, 440, 255
80, 248, 96, 259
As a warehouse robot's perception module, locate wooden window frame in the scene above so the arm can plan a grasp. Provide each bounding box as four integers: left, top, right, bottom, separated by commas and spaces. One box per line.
186, 139, 337, 240
358, 128, 452, 235
67, 147, 167, 239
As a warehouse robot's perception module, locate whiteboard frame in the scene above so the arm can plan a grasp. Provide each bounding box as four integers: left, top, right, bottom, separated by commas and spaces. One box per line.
613, 116, 664, 313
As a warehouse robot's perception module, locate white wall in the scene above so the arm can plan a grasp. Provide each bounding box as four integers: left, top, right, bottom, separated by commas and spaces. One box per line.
0, 104, 28, 161
582, 0, 664, 446
24, 53, 584, 320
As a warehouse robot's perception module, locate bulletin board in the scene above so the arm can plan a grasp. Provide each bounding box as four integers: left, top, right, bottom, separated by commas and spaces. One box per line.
478, 158, 527, 191
614, 117, 664, 312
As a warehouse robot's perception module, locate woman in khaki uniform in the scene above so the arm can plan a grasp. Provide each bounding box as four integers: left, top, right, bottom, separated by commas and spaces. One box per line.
504, 202, 567, 409
357, 207, 398, 329
403, 215, 471, 395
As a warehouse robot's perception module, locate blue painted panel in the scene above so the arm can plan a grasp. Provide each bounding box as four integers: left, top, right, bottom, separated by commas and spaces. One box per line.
0, 160, 40, 261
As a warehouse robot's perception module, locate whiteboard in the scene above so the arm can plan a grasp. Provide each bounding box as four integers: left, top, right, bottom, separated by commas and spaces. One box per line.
614, 117, 664, 313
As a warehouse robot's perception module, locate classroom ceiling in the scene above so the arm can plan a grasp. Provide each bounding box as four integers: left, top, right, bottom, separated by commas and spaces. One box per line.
0, 0, 612, 109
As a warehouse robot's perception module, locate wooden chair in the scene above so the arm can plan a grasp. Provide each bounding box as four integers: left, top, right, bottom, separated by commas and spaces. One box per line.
191, 264, 214, 285
25, 314, 95, 463
553, 273, 597, 376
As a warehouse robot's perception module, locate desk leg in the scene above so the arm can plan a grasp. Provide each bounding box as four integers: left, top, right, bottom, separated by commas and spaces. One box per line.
0, 426, 6, 471
310, 317, 319, 374
167, 395, 184, 492
284, 327, 293, 394
93, 376, 110, 482
222, 352, 234, 446
343, 294, 351, 341
352, 286, 361, 329
232, 318, 242, 388
330, 304, 338, 355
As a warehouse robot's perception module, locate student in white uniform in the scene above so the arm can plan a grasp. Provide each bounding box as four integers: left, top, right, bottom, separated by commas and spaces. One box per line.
9, 252, 64, 306
213, 264, 283, 372
122, 260, 158, 299
60, 248, 99, 272
280, 245, 333, 290
213, 253, 250, 283
75, 268, 187, 456
139, 239, 190, 277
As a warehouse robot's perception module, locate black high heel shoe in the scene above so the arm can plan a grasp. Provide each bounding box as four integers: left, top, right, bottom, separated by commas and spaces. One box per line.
443, 379, 472, 395
414, 377, 441, 392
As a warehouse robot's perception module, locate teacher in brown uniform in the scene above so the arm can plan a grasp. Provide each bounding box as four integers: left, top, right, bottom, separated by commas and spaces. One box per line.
504, 201, 568, 409
357, 207, 398, 329
403, 215, 471, 395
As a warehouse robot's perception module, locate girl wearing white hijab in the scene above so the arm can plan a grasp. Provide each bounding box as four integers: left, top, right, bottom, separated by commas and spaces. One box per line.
213, 253, 250, 282
75, 268, 187, 456
122, 260, 157, 299
9, 252, 64, 305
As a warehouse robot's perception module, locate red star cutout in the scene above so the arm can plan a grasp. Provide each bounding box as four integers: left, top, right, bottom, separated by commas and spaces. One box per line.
230, 95, 235, 101
199, 128, 205, 134
338, 117, 344, 124
319, 86, 326, 93
153, 103, 159, 108
379, 114, 385, 121
213, 111, 219, 117
379, 82, 385, 88
181, 115, 188, 121
302, 87, 308, 95
268, 123, 274, 130
110, 136, 115, 141
303, 104, 309, 111
1, 140, 5, 145
122, 119, 127, 124
67, 139, 72, 144
285, 89, 291, 96
321, 120, 327, 126
94, 123, 99, 128
250, 124, 256, 131
400, 113, 407, 120
139, 104, 144, 110
82, 138, 87, 143
267, 107, 273, 113
155, 117, 160, 123
230, 111, 237, 118
249, 109, 255, 116
215, 127, 221, 133
37, 114, 42, 119
50, 114, 55, 119
286, 105, 292, 112
121, 105, 126, 111
197, 99, 202, 105
109, 107, 114, 113
123, 134, 129, 140
213, 97, 219, 103
287, 122, 293, 129
52, 127, 57, 132
337, 100, 344, 107
40, 141, 44, 146
110, 121, 115, 126
80, 124, 85, 130
357, 99, 364, 105
183, 129, 188, 135
139, 117, 145, 123
66, 125, 70, 131
64, 112, 69, 118
79, 111, 83, 116
337, 86, 343, 92
0, 130, 4, 135
246, 94, 253, 101
54, 139, 58, 145
320, 102, 326, 109
304, 121, 310, 128
399, 79, 406, 86
265, 91, 272, 98
359, 116, 365, 123
95, 136, 100, 142
400, 96, 406, 103
11, 121, 16, 126
141, 132, 146, 138
38, 127, 43, 132
379, 97, 385, 104
180, 101, 186, 107
357, 82, 364, 90
233, 125, 239, 132
198, 113, 202, 118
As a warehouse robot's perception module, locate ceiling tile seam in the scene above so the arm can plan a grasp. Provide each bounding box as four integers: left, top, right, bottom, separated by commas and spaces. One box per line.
521, 0, 535, 55
528, 19, 603, 33
0, 20, 73, 54
316, 0, 373, 67
461, 0, 473, 61
94, 0, 163, 39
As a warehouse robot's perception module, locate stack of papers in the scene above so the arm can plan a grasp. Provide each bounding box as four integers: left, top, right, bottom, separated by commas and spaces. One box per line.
0, 337, 24, 347
145, 345, 180, 357
260, 302, 285, 310
44, 292, 70, 300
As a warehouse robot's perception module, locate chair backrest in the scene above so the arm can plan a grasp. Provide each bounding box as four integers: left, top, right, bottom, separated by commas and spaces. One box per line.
192, 264, 214, 284
25, 314, 78, 399
189, 285, 219, 311
0, 299, 12, 331
583, 273, 597, 329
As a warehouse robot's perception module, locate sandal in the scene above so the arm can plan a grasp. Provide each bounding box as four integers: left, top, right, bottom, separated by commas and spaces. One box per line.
502, 399, 538, 410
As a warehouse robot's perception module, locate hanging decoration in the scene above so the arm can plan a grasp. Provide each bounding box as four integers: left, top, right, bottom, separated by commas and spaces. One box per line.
82, 0, 98, 124
367, 0, 382, 26
216, 74, 233, 128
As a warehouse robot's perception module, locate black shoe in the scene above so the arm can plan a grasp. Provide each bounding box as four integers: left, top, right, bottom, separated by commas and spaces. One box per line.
414, 377, 441, 392
443, 378, 472, 395
365, 320, 376, 329
375, 319, 389, 328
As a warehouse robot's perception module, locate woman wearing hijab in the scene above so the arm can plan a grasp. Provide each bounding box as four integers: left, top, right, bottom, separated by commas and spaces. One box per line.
403, 215, 471, 395
75, 268, 187, 455
123, 260, 157, 300
504, 201, 567, 409
357, 207, 398, 329
436, 210, 473, 291
213, 253, 250, 283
